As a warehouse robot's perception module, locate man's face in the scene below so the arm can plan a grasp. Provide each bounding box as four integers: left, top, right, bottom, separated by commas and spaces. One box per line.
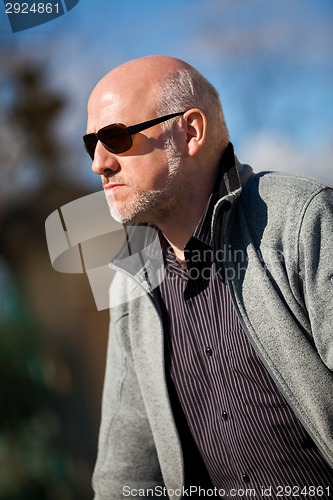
86, 84, 184, 225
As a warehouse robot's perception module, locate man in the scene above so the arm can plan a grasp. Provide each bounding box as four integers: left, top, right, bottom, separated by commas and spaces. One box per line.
84, 56, 333, 499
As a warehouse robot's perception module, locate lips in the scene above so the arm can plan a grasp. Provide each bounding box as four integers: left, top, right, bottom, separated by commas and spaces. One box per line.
104, 183, 124, 190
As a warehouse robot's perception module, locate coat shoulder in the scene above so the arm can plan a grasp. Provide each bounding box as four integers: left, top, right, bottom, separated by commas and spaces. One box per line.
247, 170, 332, 202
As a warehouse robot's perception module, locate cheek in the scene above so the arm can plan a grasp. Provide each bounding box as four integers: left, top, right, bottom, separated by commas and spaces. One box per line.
127, 152, 170, 190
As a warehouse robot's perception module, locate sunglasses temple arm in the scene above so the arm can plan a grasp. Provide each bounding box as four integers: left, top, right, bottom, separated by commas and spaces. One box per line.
127, 112, 185, 136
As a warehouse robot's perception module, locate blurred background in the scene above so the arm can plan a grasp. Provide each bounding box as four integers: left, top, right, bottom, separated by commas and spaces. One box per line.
0, 0, 332, 498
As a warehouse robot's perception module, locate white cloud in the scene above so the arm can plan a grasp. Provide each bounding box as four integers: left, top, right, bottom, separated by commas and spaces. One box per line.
238, 133, 333, 185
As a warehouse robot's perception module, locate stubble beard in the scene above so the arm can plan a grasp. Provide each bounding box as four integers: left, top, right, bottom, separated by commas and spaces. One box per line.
107, 136, 182, 225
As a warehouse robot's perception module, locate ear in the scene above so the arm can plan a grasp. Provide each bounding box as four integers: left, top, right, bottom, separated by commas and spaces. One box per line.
182, 109, 207, 157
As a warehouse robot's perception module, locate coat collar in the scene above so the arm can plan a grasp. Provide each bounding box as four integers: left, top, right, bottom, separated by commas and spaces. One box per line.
211, 143, 253, 281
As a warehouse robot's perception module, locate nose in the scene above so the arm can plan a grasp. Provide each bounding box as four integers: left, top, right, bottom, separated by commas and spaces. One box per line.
91, 140, 120, 176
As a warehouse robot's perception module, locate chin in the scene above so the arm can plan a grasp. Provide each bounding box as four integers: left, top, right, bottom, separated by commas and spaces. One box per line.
107, 189, 165, 225
108, 203, 144, 225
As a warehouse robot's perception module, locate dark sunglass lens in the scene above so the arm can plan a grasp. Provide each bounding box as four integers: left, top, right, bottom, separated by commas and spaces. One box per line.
83, 135, 98, 160
99, 124, 132, 154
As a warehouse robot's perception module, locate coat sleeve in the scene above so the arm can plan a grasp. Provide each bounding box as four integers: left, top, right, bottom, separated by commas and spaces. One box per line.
92, 294, 164, 499
298, 186, 333, 370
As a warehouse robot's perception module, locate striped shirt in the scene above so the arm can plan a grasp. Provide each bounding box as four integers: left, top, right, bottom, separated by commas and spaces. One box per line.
158, 190, 333, 497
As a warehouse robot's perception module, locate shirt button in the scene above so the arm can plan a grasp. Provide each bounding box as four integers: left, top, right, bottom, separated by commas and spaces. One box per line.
205, 347, 213, 357
222, 411, 228, 420
242, 474, 250, 483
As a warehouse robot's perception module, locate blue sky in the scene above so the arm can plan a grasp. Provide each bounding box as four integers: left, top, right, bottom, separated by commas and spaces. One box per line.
0, 0, 332, 189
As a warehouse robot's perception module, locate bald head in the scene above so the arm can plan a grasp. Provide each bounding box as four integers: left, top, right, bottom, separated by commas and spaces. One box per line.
89, 55, 194, 103
88, 56, 195, 131
87, 55, 229, 160
104, 55, 193, 80
87, 56, 190, 134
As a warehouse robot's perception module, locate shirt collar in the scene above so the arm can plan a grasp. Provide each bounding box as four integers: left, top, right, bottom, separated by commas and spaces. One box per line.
191, 191, 217, 248
190, 150, 228, 247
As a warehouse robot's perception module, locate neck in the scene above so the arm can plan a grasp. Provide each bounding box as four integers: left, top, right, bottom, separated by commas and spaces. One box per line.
158, 181, 213, 261
160, 220, 198, 262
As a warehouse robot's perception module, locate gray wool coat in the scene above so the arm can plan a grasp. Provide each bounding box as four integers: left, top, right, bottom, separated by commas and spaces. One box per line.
92, 145, 333, 499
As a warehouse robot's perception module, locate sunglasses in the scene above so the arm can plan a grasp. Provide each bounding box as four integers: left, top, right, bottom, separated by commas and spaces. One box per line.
83, 111, 185, 159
